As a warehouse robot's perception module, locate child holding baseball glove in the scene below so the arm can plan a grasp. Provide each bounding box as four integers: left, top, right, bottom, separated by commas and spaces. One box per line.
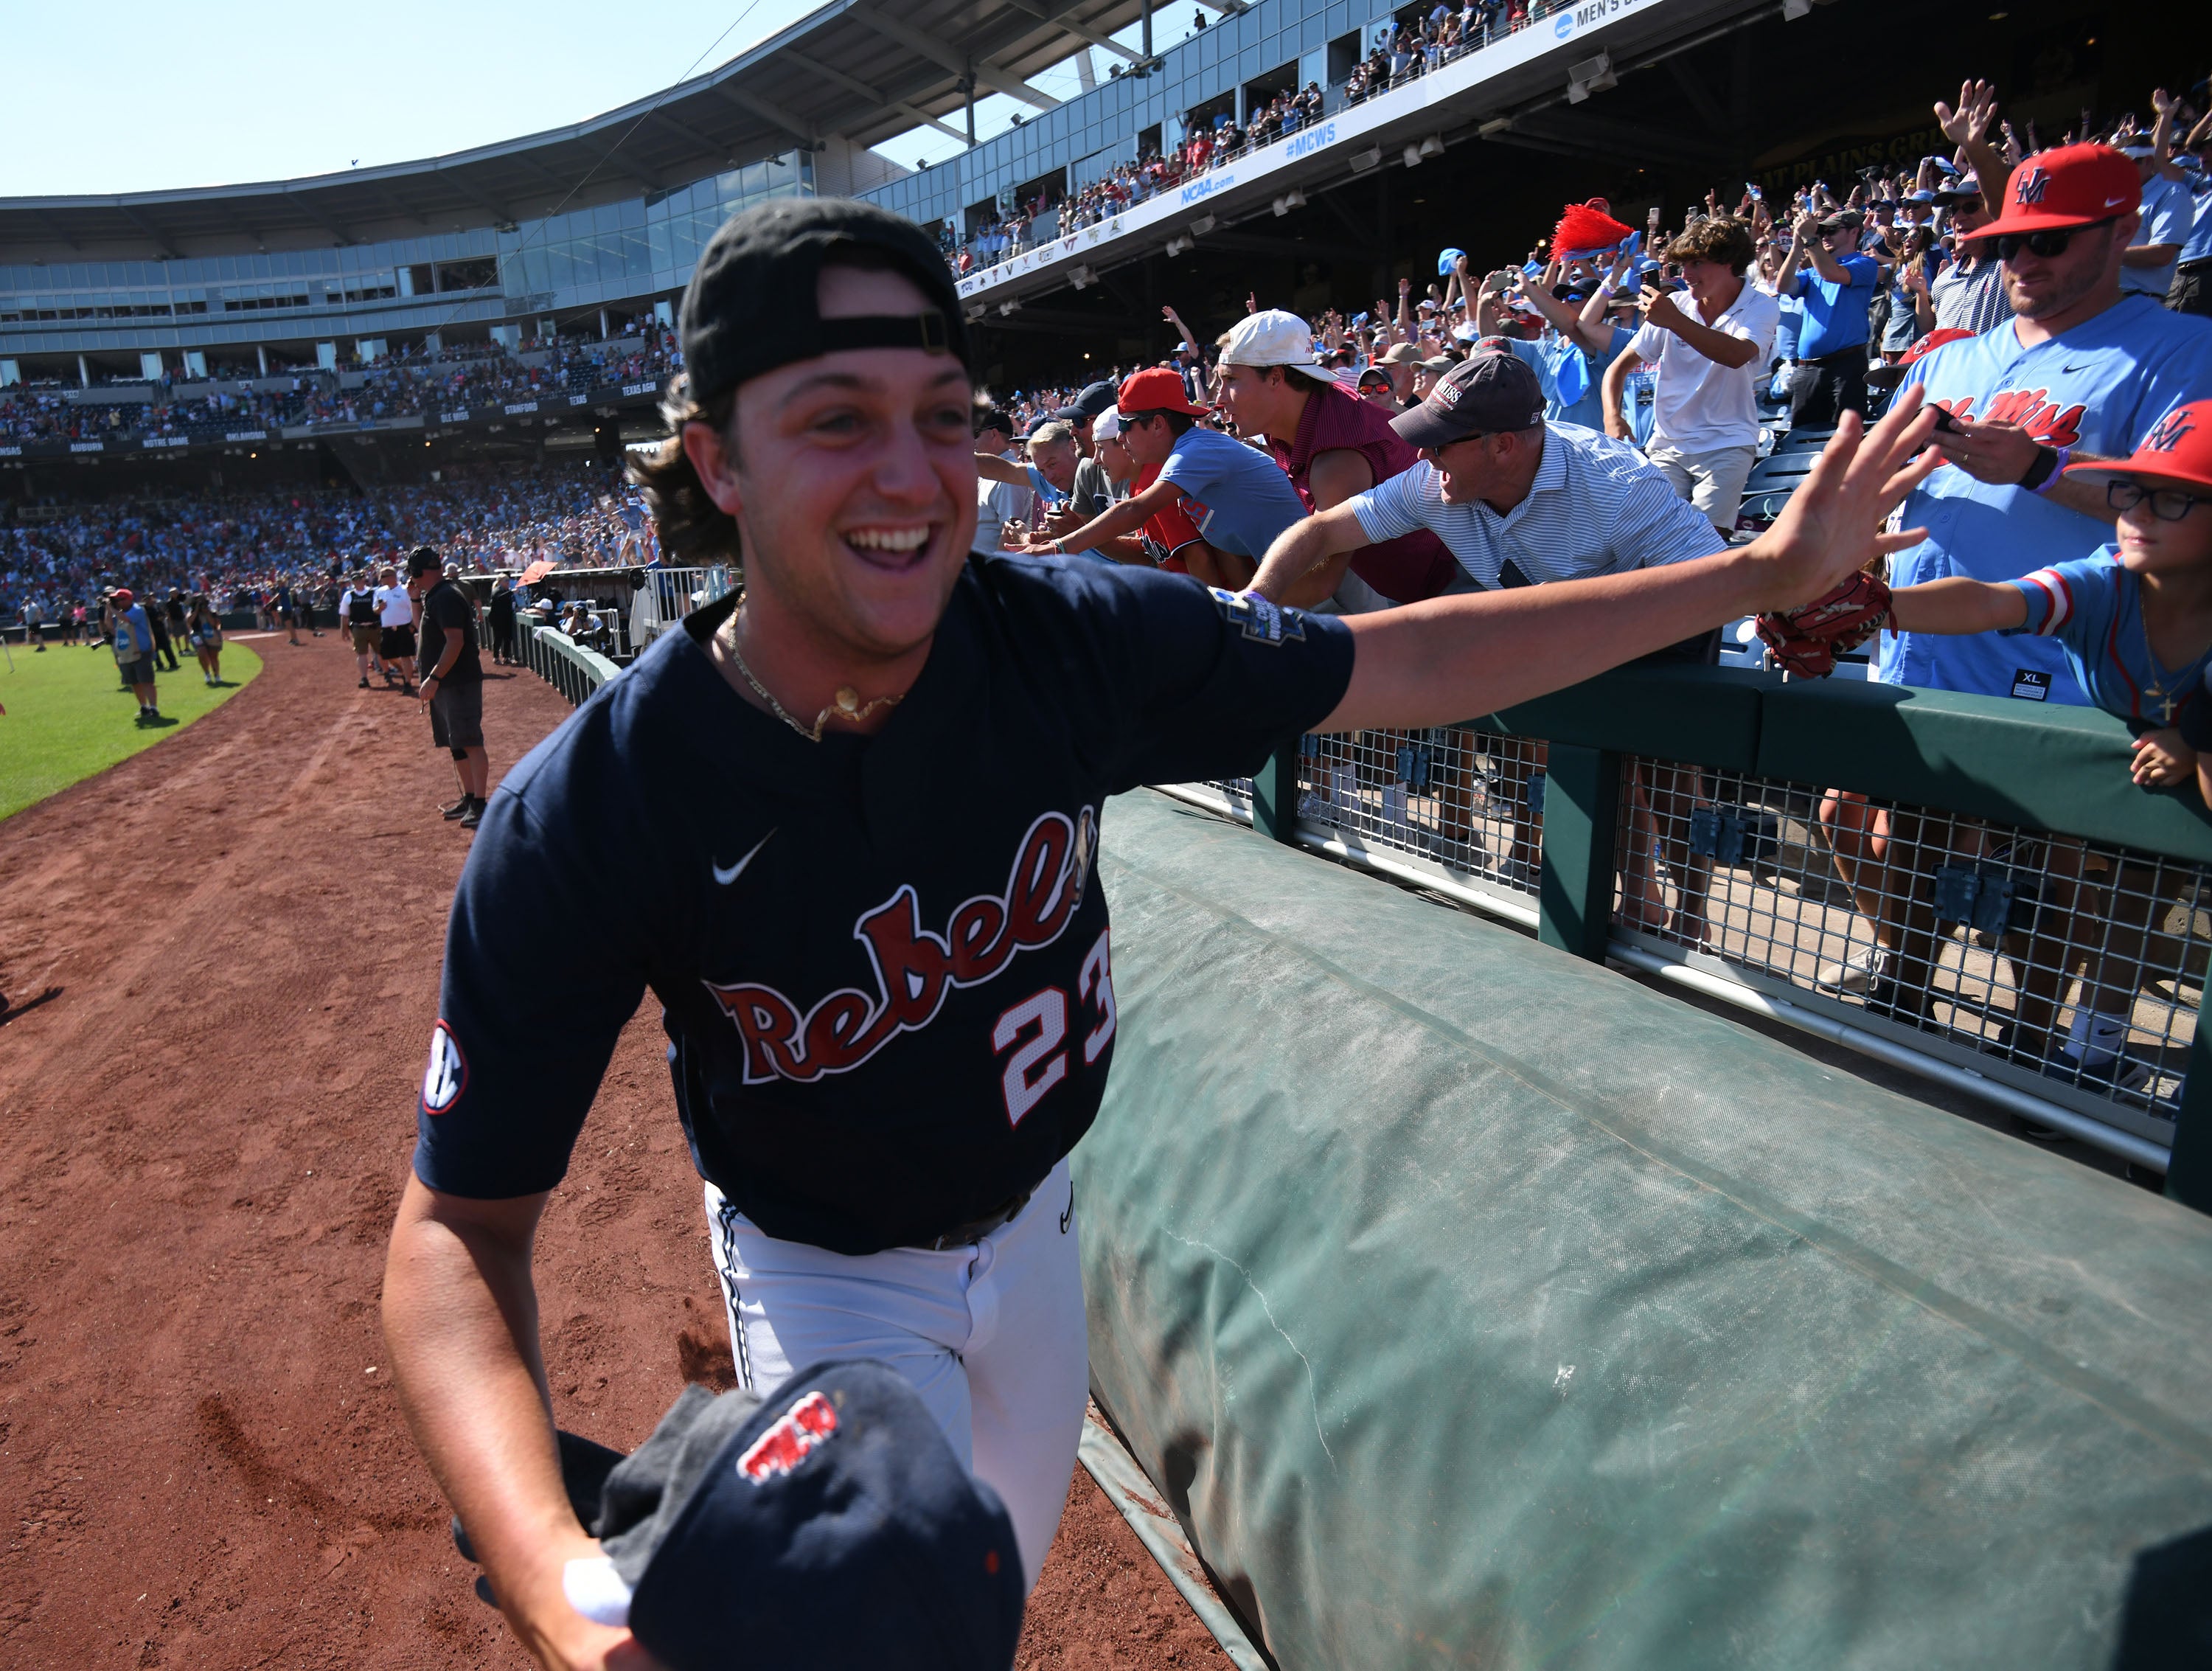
1756, 398, 2212, 1089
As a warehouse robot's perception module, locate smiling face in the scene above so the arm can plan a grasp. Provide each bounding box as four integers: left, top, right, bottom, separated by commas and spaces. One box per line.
2112, 473, 2212, 574
1677, 258, 1738, 316
683, 263, 976, 664
1029, 432, 1081, 493
2002, 215, 2131, 321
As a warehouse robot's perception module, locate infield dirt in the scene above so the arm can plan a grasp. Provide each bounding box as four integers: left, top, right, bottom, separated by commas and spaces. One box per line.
0, 635, 1230, 1670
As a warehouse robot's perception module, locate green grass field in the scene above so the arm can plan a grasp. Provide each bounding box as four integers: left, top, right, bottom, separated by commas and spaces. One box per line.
0, 636, 262, 822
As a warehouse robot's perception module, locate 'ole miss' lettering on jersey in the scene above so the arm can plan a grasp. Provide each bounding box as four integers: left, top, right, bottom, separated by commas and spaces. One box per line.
413, 556, 1354, 1255
1882, 296, 2212, 703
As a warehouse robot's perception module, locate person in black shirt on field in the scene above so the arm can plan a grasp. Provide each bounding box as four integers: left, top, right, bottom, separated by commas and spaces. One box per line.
407, 547, 488, 827
487, 576, 518, 665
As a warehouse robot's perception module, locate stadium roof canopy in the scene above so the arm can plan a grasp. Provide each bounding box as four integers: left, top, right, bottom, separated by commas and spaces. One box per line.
0, 0, 1156, 261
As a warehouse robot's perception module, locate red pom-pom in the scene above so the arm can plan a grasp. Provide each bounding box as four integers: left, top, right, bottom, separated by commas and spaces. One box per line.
1551, 202, 1635, 259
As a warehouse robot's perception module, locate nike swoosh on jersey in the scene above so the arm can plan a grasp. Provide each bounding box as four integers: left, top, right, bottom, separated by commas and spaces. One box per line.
2062, 364, 2092, 374
712, 830, 775, 886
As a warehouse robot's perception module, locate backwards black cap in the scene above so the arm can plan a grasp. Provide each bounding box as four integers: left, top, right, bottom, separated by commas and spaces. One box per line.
681, 198, 973, 403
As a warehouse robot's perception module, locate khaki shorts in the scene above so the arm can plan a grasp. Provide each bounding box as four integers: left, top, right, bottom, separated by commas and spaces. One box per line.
349, 623, 379, 653
1646, 442, 1759, 535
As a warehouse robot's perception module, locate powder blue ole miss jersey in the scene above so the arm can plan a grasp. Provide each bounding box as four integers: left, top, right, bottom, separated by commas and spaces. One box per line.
1879, 296, 2212, 705
2002, 547, 2212, 732
413, 557, 1352, 1254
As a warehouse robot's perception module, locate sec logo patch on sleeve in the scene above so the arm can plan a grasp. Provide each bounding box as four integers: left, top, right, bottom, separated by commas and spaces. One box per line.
422, 1021, 468, 1115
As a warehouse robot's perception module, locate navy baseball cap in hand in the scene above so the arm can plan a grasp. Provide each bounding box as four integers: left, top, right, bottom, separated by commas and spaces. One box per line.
602, 1360, 1025, 1671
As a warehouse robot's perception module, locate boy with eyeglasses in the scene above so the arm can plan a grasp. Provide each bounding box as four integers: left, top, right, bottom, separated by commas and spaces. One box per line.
1761, 399, 2212, 1088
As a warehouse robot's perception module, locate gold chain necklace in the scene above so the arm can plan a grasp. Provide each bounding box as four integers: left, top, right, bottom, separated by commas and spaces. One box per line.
719, 592, 903, 743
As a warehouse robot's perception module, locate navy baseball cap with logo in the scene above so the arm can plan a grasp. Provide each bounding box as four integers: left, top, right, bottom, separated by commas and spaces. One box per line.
681, 199, 973, 404
1391, 350, 1545, 450
456, 1360, 1026, 1671
621, 1361, 1022, 1671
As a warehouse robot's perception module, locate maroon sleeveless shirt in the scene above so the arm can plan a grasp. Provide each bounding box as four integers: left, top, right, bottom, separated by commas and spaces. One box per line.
1267, 381, 1457, 604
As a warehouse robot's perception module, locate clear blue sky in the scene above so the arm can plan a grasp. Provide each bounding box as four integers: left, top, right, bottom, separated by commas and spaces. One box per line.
0, 0, 1218, 198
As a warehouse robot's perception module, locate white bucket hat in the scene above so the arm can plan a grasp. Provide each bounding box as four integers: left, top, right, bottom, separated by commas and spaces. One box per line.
1216, 309, 1338, 388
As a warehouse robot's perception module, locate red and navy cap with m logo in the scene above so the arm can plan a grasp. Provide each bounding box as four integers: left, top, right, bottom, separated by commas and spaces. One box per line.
1978, 144, 2140, 240
2062, 400, 2212, 494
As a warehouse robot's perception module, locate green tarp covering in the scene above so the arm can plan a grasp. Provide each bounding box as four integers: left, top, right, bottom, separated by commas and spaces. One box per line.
1079, 790, 2212, 1670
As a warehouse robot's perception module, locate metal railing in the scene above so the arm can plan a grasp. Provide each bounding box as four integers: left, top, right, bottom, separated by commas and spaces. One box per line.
516, 620, 620, 706
630, 565, 731, 649
1161, 662, 2212, 1211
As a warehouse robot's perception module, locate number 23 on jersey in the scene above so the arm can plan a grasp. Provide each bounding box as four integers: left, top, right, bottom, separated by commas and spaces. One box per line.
992, 928, 1116, 1126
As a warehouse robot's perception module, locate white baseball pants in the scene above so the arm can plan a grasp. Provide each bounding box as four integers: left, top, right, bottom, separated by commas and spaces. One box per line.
702, 1158, 1088, 1589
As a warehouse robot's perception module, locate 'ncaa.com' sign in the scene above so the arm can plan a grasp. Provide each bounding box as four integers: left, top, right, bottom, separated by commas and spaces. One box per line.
953, 0, 1668, 302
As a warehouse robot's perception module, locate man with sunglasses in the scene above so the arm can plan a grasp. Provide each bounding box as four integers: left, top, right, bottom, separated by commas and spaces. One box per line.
1877, 142, 2212, 706
1798, 142, 2212, 1020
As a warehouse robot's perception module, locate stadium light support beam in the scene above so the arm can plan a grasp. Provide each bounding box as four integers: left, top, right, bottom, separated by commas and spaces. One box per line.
999, 0, 1148, 67
782, 47, 972, 146
719, 86, 820, 147
850, 6, 1062, 111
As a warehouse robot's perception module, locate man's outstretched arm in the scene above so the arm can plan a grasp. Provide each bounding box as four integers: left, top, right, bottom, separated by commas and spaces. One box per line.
1316, 391, 1938, 734
384, 1177, 655, 1671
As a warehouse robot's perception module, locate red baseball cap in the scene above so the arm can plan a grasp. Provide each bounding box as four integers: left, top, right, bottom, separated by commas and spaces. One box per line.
111, 588, 134, 605
1977, 143, 2139, 239
2062, 400, 2212, 493
1116, 366, 1207, 417
1902, 327, 1975, 367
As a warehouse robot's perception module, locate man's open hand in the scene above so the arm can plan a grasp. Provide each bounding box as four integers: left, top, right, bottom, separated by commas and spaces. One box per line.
1935, 80, 2000, 149
1743, 386, 1941, 614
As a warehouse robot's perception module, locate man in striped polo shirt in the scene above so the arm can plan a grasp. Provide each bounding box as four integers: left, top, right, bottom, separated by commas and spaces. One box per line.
1246, 349, 1733, 941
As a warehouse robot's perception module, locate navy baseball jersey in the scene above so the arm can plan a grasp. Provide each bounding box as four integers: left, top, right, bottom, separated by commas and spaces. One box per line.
414, 555, 1353, 1254
1881, 296, 2212, 704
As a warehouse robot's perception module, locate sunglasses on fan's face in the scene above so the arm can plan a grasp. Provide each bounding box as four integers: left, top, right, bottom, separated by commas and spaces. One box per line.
1996, 217, 2120, 261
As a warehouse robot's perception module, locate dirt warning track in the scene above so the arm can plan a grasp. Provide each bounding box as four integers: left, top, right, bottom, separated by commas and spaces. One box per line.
0, 633, 1228, 1670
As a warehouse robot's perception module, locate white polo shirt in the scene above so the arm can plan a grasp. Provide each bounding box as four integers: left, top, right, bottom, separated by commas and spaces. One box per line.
1348, 422, 1726, 590
373, 584, 414, 628
1629, 280, 1781, 454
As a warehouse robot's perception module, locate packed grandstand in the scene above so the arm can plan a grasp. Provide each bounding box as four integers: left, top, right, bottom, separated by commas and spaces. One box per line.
0, 0, 2194, 600
6, 5, 2212, 1664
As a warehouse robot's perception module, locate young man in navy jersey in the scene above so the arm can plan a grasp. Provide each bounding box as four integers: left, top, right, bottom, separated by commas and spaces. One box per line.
380, 197, 1939, 1671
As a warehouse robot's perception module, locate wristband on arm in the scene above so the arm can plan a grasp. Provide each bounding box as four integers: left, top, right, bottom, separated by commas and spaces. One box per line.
2017, 444, 2067, 494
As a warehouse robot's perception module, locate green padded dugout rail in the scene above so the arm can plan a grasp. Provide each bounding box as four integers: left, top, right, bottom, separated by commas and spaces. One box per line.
1080, 788, 2212, 1670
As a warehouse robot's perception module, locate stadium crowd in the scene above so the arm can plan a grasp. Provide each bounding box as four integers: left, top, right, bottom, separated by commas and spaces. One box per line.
0, 326, 681, 448
945, 72, 2212, 1095
0, 461, 642, 633
946, 0, 1592, 277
